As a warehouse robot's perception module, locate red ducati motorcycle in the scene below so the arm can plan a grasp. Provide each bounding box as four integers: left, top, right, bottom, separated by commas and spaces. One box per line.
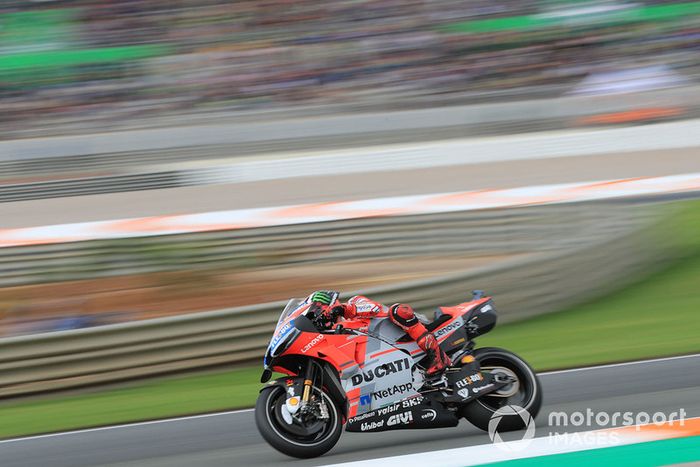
255, 291, 542, 458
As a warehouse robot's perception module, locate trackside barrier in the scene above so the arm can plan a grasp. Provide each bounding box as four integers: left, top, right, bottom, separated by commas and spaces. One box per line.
0, 204, 633, 286
0, 203, 667, 397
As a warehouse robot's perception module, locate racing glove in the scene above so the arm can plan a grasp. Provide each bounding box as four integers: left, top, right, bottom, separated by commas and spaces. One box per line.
309, 290, 341, 329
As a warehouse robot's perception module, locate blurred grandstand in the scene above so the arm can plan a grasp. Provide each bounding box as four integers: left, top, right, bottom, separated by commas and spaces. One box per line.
1, 0, 699, 139
1, 0, 700, 405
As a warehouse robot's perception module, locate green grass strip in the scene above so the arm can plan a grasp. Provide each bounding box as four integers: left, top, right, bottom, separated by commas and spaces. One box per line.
478, 249, 700, 369
0, 368, 261, 439
476, 435, 700, 467
478, 200, 700, 369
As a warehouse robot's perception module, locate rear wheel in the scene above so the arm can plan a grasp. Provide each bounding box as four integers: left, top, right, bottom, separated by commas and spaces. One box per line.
255, 385, 342, 458
459, 347, 542, 432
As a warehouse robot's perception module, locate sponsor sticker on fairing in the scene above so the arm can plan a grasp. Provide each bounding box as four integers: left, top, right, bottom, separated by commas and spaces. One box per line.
387, 411, 413, 426
360, 384, 414, 406
269, 322, 292, 349
402, 396, 424, 408
356, 303, 378, 313
349, 410, 377, 422
377, 402, 401, 417
434, 318, 464, 339
371, 383, 413, 400
351, 357, 411, 385
301, 334, 324, 353
360, 420, 384, 431
472, 383, 494, 394
455, 372, 483, 388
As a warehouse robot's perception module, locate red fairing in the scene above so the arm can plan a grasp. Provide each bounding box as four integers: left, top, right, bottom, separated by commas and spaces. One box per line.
284, 328, 365, 374
435, 297, 492, 336
271, 296, 494, 390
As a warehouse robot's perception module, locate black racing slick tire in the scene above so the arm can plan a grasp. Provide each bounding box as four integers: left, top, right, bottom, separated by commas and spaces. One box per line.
459, 347, 542, 432
255, 385, 343, 459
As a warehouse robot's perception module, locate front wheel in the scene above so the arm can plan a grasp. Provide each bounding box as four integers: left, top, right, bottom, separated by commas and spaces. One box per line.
459, 347, 542, 432
255, 384, 343, 458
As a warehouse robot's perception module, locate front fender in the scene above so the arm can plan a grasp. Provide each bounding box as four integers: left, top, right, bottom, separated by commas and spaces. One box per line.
262, 363, 348, 420
261, 376, 307, 409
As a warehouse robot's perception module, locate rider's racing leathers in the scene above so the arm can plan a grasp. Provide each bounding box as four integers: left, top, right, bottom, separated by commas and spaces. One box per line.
307, 290, 451, 376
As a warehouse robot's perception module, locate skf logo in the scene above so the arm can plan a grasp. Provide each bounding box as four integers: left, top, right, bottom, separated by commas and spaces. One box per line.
402, 396, 423, 408
359, 394, 372, 405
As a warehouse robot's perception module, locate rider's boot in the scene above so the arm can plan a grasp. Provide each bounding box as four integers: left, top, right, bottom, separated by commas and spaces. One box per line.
416, 332, 452, 376
389, 303, 453, 382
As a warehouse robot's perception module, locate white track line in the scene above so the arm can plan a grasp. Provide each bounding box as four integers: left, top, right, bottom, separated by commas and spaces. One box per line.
1, 354, 698, 445
0, 409, 253, 445
321, 417, 700, 467
539, 353, 700, 376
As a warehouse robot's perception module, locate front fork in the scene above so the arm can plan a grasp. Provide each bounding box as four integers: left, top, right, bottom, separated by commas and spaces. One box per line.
284, 361, 318, 417
301, 362, 315, 404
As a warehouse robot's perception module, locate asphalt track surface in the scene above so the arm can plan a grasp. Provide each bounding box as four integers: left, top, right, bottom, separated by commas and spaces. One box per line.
2, 146, 699, 228
2, 355, 699, 467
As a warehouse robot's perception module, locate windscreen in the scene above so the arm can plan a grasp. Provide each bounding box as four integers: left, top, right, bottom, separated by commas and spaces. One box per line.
271, 297, 307, 335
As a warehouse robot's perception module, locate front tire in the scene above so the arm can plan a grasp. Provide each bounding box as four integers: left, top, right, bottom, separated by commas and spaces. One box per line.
255, 385, 342, 458
459, 347, 542, 432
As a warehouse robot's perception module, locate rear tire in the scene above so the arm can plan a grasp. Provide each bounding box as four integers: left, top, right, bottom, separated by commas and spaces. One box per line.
255, 385, 342, 458
459, 347, 542, 432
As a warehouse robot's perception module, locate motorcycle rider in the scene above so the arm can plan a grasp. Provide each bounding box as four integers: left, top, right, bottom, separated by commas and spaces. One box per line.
306, 290, 451, 376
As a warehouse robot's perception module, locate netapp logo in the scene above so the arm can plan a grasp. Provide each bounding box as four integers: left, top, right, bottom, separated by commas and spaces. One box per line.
351, 358, 411, 385
370, 383, 413, 401
434, 319, 463, 338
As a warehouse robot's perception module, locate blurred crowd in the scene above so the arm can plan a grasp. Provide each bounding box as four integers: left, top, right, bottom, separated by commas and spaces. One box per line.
1, 0, 700, 138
